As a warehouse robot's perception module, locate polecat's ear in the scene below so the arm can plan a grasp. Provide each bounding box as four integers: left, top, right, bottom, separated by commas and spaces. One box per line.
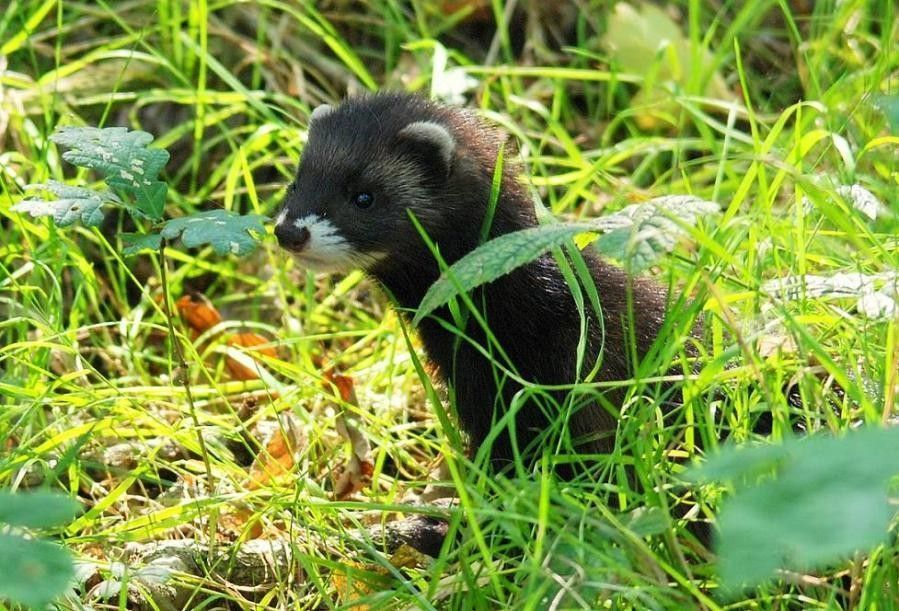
309, 104, 335, 124
397, 121, 455, 176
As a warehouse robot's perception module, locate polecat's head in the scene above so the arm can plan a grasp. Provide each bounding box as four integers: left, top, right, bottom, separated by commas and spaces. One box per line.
274, 93, 486, 275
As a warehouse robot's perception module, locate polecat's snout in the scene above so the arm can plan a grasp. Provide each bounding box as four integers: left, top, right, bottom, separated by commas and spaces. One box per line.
274, 209, 372, 272
274, 220, 310, 253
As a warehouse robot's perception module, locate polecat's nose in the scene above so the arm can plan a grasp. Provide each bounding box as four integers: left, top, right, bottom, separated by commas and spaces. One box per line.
275, 223, 311, 252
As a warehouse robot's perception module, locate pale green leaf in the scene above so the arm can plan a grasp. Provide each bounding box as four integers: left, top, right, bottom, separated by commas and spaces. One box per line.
121, 232, 163, 255
689, 427, 899, 592
160, 209, 268, 256
602, 3, 735, 128
413, 195, 718, 325
874, 94, 899, 134
0, 490, 81, 528
0, 533, 74, 609
14, 181, 120, 227
594, 195, 719, 272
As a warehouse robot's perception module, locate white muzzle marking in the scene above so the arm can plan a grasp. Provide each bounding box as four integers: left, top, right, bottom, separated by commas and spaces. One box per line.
275, 212, 385, 272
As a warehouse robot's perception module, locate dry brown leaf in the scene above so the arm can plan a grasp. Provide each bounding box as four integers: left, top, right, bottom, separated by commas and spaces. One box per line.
332, 558, 402, 611
218, 507, 263, 540
331, 545, 427, 609
175, 293, 222, 334
324, 368, 373, 499
440, 0, 491, 21
332, 457, 373, 501
330, 560, 376, 611
388, 544, 429, 569
323, 368, 358, 404
225, 331, 278, 381
174, 292, 280, 381
246, 415, 305, 489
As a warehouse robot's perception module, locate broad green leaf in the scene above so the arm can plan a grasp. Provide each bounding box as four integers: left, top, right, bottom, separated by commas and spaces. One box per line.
602, 3, 735, 129
14, 181, 120, 227
413, 195, 718, 325
603, 2, 681, 75
127, 180, 168, 221
690, 427, 899, 592
0, 490, 81, 528
121, 232, 163, 255
51, 126, 170, 220
160, 209, 268, 256
0, 533, 74, 609
413, 223, 586, 326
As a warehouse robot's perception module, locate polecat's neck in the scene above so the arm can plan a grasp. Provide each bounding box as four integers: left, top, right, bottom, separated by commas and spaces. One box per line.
374, 177, 535, 314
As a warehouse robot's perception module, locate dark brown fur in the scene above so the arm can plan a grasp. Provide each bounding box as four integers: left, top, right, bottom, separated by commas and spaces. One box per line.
275, 93, 695, 473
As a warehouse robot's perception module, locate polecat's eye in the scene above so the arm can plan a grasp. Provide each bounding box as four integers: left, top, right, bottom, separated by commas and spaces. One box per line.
352, 192, 374, 209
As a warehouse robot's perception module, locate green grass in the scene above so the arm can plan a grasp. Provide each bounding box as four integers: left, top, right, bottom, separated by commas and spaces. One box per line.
1, 1, 897, 609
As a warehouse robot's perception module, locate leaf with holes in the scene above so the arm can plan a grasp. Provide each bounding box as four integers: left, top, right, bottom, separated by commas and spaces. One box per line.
13, 181, 121, 227
51, 126, 170, 219
413, 195, 718, 325
160, 209, 268, 256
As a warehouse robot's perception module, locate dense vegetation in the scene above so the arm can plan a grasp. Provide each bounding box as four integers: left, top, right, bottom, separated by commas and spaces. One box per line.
1, 1, 897, 608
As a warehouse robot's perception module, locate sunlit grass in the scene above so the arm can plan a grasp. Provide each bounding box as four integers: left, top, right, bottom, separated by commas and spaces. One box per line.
1, 0, 897, 608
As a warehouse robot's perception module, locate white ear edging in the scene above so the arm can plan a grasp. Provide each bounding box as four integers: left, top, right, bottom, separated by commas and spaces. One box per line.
309, 104, 335, 124
397, 121, 456, 173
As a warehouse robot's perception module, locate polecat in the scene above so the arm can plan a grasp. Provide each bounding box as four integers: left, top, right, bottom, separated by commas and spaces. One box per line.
274, 93, 695, 473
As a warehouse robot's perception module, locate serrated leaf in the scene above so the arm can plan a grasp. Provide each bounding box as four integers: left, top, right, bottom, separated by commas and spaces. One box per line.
130, 180, 167, 220
0, 533, 74, 609
0, 490, 81, 528
413, 195, 718, 325
121, 232, 163, 255
689, 428, 899, 592
594, 195, 719, 272
836, 184, 881, 220
53, 126, 169, 180
160, 209, 268, 256
13, 181, 121, 227
51, 126, 170, 220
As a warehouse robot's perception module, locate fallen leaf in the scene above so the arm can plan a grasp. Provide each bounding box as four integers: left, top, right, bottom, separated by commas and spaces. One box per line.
175, 293, 222, 334
324, 368, 373, 499
218, 508, 263, 540
246, 414, 305, 489
331, 560, 379, 611
323, 369, 358, 404
388, 544, 429, 569
225, 332, 278, 381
